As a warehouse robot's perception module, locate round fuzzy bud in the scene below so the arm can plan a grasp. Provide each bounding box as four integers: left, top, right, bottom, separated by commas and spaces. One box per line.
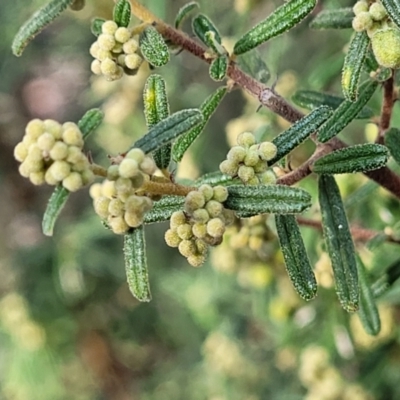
259, 170, 276, 184
205, 200, 223, 218
94, 197, 111, 219
198, 184, 214, 201
71, 158, 89, 172
108, 216, 129, 235
101, 58, 118, 75
48, 160, 71, 181
91, 59, 102, 75
140, 196, 153, 212
82, 169, 95, 187
185, 191, 206, 213
207, 218, 226, 238
165, 229, 181, 247
244, 149, 260, 167
115, 177, 133, 194
247, 176, 260, 185
221, 209, 235, 226
177, 224, 193, 240
237, 131, 256, 147
352, 12, 373, 32
50, 141, 69, 160
117, 54, 126, 66
170, 211, 187, 229
131, 173, 145, 189
24, 157, 44, 173
89, 42, 100, 58
44, 119, 62, 139
29, 171, 45, 185
212, 186, 228, 202
113, 43, 123, 54
28, 145, 43, 161
101, 20, 118, 35
139, 157, 157, 175
114, 27, 131, 43
14, 142, 28, 162
96, 48, 112, 62
44, 168, 58, 185
25, 119, 45, 139
62, 172, 83, 192
89, 183, 102, 199
124, 211, 143, 228
18, 162, 31, 178
219, 159, 238, 176
187, 254, 206, 267
195, 239, 208, 255
22, 134, 36, 148
107, 165, 119, 181
37, 132, 55, 152
124, 54, 143, 70
178, 240, 196, 258
253, 159, 268, 173
108, 198, 125, 217
97, 34, 116, 51
119, 158, 139, 178
123, 38, 139, 54
108, 66, 124, 81
238, 165, 255, 182
101, 180, 117, 198
371, 28, 400, 68
227, 146, 247, 163
353, 1, 369, 15
369, 2, 387, 21
258, 141, 277, 161
192, 222, 207, 239
126, 148, 145, 164
192, 208, 210, 223
125, 195, 143, 211
62, 125, 83, 147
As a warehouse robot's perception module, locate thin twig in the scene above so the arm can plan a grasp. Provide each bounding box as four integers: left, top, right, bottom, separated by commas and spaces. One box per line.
377, 74, 395, 144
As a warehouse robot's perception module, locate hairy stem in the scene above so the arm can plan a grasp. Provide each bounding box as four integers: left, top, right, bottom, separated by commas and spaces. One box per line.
141, 180, 195, 196
377, 74, 395, 144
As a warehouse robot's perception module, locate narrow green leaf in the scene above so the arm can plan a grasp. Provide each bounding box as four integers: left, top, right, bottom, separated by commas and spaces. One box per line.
237, 50, 270, 84
124, 227, 151, 302
342, 32, 370, 102
139, 26, 170, 67
143, 74, 171, 169
175, 2, 199, 29
144, 196, 185, 224
12, 0, 75, 56
226, 185, 312, 216
195, 171, 236, 186
268, 106, 332, 165
380, 0, 400, 30
91, 18, 106, 37
317, 79, 378, 143
77, 108, 104, 139
113, 0, 131, 28
172, 87, 227, 162
42, 185, 70, 236
318, 175, 359, 312
275, 215, 317, 300
385, 127, 400, 166
209, 55, 228, 81
233, 0, 316, 55
309, 7, 354, 29
133, 109, 203, 154
356, 254, 381, 336
312, 144, 389, 174
192, 14, 222, 46
292, 90, 374, 119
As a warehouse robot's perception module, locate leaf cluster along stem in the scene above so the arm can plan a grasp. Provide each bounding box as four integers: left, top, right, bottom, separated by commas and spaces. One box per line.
127, 0, 400, 200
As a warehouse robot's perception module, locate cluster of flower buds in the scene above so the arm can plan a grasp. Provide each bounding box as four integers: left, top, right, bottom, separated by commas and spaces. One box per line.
90, 20, 143, 81
164, 184, 235, 267
352, 0, 388, 34
14, 119, 94, 191
89, 148, 157, 234
219, 132, 277, 185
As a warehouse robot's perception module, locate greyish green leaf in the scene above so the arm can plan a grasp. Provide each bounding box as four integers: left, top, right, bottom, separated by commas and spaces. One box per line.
175, 2, 200, 29
380, 0, 400, 30
91, 18, 106, 36
124, 227, 151, 302
318, 175, 359, 312
12, 0, 75, 56
309, 7, 354, 29
209, 55, 229, 81
113, 0, 131, 28
195, 171, 237, 186
233, 0, 316, 55
275, 215, 317, 300
385, 127, 400, 166
139, 26, 170, 67
192, 14, 222, 46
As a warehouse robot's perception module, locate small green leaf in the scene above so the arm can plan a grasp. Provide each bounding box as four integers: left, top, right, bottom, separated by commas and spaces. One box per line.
380, 0, 400, 30
91, 18, 106, 37
195, 171, 236, 186
77, 108, 104, 139
237, 50, 270, 84
317, 79, 378, 143
275, 215, 317, 301
143, 74, 171, 169
124, 227, 151, 302
292, 90, 374, 119
209, 55, 228, 81
42, 185, 70, 236
113, 0, 131, 28
175, 2, 199, 29
268, 106, 332, 165
342, 32, 370, 102
233, 0, 316, 55
204, 31, 227, 55
385, 127, 400, 166
144, 196, 185, 224
226, 185, 312, 216
309, 7, 354, 29
12, 0, 75, 57
133, 109, 203, 154
318, 175, 359, 312
356, 254, 381, 336
312, 144, 389, 174
139, 26, 170, 67
172, 87, 227, 162
372, 259, 400, 298
192, 14, 222, 47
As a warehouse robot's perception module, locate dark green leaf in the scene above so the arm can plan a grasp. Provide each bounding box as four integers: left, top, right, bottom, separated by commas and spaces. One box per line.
318, 175, 359, 312
124, 227, 151, 302
91, 18, 106, 37
385, 127, 400, 166
381, 0, 400, 30
144, 196, 185, 224
233, 0, 316, 55
175, 2, 199, 29
139, 26, 170, 67
12, 0, 75, 56
309, 7, 354, 29
312, 144, 389, 174
209, 55, 228, 81
275, 215, 317, 300
192, 14, 222, 47
113, 0, 131, 28
42, 185, 70, 236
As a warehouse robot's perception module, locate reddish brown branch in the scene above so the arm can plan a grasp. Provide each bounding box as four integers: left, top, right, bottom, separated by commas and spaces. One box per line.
377, 74, 395, 144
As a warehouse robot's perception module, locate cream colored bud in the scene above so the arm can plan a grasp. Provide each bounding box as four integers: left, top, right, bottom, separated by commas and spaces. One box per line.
96, 48, 112, 62
192, 222, 207, 239
101, 20, 118, 35
91, 59, 102, 75
212, 186, 228, 202
227, 146, 247, 163
258, 141, 277, 161
97, 34, 116, 51
170, 211, 187, 229
126, 148, 145, 163
100, 58, 118, 75
62, 124, 83, 147
37, 132, 56, 152
178, 240, 196, 258
62, 172, 83, 192
238, 165, 255, 182
89, 42, 100, 58
237, 131, 255, 147
207, 218, 226, 238
44, 168, 59, 185
23, 156, 44, 173
44, 119, 62, 139
244, 149, 260, 166
119, 158, 139, 178
89, 183, 102, 199
114, 177, 133, 195
177, 224, 193, 240
101, 180, 117, 198
139, 157, 157, 175
108, 216, 129, 234
94, 196, 111, 219
28, 144, 43, 161
205, 200, 223, 218
124, 211, 143, 228
123, 38, 139, 54
198, 184, 214, 201
48, 160, 71, 181
18, 162, 31, 178
187, 254, 206, 267
192, 208, 210, 223
185, 190, 206, 213
25, 119, 45, 139
29, 171, 45, 185
124, 53, 143, 70
50, 141, 69, 160
66, 146, 83, 164
353, 1, 369, 15
219, 159, 238, 176
14, 142, 29, 162
369, 2, 387, 21
165, 229, 181, 247
108, 198, 125, 216
114, 27, 131, 43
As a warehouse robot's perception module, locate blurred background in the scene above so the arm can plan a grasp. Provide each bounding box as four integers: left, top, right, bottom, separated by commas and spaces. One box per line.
2, 0, 400, 399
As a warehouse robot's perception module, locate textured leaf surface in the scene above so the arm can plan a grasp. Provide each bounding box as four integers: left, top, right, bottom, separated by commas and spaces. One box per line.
144, 196, 185, 224
209, 55, 228, 81
381, 0, 400, 30
113, 0, 131, 27
139, 26, 170, 67
309, 7, 354, 29
175, 2, 199, 29
192, 14, 222, 46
